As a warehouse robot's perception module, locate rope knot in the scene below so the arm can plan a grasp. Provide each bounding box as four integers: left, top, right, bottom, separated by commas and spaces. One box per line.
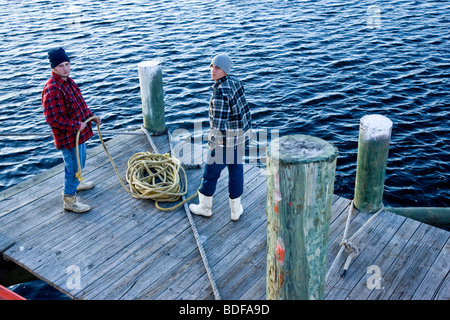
339, 239, 359, 255
339, 239, 360, 278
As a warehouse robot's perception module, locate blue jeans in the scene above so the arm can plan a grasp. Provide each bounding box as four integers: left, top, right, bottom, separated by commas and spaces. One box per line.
61, 143, 86, 196
200, 146, 244, 199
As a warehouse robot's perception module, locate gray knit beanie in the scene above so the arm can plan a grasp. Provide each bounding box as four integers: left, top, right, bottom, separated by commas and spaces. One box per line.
211, 54, 232, 75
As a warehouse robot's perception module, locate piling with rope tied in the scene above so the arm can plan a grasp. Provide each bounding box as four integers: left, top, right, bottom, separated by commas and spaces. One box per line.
138, 60, 167, 135
266, 134, 338, 300
354, 114, 393, 214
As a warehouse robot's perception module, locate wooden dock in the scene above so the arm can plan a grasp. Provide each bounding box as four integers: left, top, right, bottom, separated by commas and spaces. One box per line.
0, 131, 448, 300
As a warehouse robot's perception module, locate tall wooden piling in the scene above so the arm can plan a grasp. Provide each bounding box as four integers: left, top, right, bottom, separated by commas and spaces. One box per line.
138, 60, 166, 134
354, 114, 393, 213
266, 134, 338, 300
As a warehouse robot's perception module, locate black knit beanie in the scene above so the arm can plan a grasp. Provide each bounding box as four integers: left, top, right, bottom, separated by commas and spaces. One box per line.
48, 47, 70, 68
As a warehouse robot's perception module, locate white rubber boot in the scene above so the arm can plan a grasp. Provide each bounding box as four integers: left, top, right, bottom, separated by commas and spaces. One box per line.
63, 193, 91, 213
77, 180, 95, 192
189, 193, 213, 217
229, 196, 243, 221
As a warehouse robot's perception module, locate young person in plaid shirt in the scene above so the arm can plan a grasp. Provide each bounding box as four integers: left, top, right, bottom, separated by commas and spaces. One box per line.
42, 47, 101, 213
189, 54, 252, 221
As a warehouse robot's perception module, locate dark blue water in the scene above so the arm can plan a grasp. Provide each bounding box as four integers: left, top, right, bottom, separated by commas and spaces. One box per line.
1, 0, 448, 299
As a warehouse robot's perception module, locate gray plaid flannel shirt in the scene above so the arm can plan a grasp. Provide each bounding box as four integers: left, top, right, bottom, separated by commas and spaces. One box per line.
208, 76, 252, 148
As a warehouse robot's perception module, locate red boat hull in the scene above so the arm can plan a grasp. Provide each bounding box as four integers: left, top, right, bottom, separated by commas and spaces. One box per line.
0, 285, 26, 300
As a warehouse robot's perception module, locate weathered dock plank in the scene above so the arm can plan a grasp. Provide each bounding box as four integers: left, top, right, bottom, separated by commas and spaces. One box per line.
0, 131, 448, 300
371, 221, 448, 300
0, 134, 131, 215
326, 210, 412, 299
0, 235, 14, 253
411, 239, 449, 300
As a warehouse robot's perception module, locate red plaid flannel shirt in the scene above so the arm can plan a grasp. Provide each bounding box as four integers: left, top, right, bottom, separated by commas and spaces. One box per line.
42, 72, 94, 150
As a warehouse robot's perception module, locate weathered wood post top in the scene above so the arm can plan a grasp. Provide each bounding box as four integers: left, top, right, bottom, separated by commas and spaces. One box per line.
266, 134, 338, 300
268, 134, 338, 164
138, 60, 167, 135
354, 114, 393, 213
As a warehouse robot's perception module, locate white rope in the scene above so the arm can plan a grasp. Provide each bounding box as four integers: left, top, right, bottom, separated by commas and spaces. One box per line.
326, 200, 384, 281
143, 127, 221, 300
167, 131, 222, 300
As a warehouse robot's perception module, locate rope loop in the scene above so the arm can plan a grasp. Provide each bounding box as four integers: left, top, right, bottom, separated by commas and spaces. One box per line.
75, 116, 200, 211
339, 239, 359, 255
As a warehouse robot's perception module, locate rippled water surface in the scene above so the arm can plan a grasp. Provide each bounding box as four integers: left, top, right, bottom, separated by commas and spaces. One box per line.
1, 0, 449, 210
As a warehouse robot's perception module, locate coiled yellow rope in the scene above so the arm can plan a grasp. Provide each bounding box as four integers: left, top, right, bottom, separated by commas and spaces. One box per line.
75, 116, 199, 211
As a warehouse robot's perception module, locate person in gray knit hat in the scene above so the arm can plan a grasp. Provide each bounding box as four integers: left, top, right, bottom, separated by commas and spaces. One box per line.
189, 53, 252, 221
210, 53, 232, 75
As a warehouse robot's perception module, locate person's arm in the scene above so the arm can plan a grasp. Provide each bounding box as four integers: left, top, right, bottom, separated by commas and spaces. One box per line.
209, 88, 228, 147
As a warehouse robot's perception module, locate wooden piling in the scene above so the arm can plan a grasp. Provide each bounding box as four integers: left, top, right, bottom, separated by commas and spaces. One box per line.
385, 207, 450, 230
266, 134, 338, 300
138, 60, 166, 134
354, 115, 393, 213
